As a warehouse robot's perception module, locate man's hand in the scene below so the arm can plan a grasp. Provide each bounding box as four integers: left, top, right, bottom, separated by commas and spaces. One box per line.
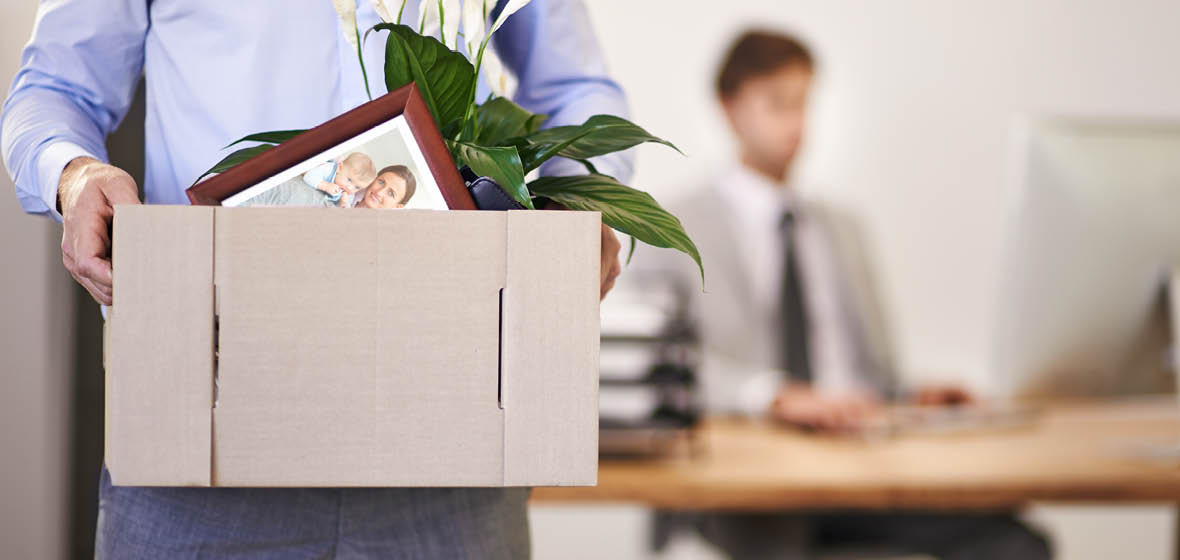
58, 157, 141, 305
600, 223, 621, 300
769, 383, 880, 434
911, 384, 976, 407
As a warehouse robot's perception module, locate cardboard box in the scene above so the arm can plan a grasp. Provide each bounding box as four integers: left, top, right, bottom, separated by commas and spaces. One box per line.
105, 206, 600, 487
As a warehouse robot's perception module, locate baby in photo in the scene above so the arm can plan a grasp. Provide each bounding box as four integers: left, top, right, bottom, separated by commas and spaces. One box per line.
302, 152, 376, 207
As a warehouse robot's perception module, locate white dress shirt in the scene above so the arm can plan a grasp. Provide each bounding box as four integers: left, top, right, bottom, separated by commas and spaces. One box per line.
713, 163, 869, 402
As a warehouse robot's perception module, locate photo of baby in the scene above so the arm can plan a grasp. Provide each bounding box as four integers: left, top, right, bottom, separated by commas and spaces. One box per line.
304, 152, 376, 207
223, 115, 447, 211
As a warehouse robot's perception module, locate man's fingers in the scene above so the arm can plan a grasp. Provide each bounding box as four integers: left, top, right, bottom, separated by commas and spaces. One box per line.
77, 266, 113, 304
600, 256, 621, 299
57, 161, 139, 306
103, 177, 142, 206
600, 275, 616, 300
77, 255, 114, 292
78, 275, 112, 306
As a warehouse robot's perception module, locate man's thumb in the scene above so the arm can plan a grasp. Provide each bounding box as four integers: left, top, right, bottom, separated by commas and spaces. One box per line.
105, 177, 142, 206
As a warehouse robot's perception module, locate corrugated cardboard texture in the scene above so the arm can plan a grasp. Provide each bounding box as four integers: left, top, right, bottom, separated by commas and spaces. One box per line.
213, 209, 507, 486
107, 205, 214, 486
108, 207, 599, 487
502, 211, 601, 485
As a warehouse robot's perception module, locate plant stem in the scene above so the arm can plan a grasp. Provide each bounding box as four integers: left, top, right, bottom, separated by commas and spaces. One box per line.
437, 0, 446, 47
456, 37, 492, 142
355, 28, 372, 101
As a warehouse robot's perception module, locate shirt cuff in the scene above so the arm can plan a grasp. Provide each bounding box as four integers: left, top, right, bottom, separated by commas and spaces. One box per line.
36, 141, 97, 222
734, 368, 785, 417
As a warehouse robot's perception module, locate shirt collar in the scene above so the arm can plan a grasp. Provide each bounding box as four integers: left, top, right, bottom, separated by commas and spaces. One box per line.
715, 161, 798, 226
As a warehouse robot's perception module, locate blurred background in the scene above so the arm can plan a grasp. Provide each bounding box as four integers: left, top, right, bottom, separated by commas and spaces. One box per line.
3, 1, 1180, 558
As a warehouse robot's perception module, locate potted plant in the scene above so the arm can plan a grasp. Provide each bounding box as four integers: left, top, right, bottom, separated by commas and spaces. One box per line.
199, 0, 702, 280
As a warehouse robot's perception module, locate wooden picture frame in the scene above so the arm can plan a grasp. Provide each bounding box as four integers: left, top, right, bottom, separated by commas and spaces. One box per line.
186, 83, 476, 210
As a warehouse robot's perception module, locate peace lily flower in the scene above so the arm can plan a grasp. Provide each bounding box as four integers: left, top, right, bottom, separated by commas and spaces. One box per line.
371, 0, 398, 23
332, 0, 360, 50
418, 0, 440, 38
416, 0, 460, 48
441, 0, 462, 50
489, 0, 530, 35
461, 0, 488, 55
459, 0, 511, 96
481, 44, 515, 98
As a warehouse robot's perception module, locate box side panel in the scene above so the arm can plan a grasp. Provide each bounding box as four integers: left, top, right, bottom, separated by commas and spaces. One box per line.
502, 211, 600, 486
213, 209, 505, 486
371, 211, 505, 485
213, 207, 379, 486
107, 205, 214, 486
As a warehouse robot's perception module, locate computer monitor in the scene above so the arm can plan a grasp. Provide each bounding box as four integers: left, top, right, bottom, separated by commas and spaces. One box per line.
993, 117, 1180, 398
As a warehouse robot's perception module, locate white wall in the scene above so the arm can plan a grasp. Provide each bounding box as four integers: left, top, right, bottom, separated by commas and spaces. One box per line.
3, 1, 1179, 558
585, 0, 1180, 392
531, 2, 1180, 559
0, 3, 74, 559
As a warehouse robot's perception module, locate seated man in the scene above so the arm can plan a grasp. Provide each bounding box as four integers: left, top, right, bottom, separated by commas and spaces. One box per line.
639, 30, 1050, 559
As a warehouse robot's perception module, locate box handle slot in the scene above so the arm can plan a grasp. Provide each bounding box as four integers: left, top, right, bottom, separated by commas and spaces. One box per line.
497, 287, 505, 410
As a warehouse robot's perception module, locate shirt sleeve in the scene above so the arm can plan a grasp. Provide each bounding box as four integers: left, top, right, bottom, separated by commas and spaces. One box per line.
302, 160, 337, 189
492, 0, 635, 183
1, 0, 149, 222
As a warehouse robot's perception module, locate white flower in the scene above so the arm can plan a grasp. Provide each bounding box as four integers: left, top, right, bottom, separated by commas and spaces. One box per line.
481, 42, 517, 98
371, 0, 395, 23
462, 0, 489, 55
489, 0, 531, 36
332, 0, 359, 49
441, 0, 462, 50
418, 0, 441, 39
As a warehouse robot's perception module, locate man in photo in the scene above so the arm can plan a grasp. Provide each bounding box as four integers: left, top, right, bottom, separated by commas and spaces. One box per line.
638, 30, 1050, 559
301, 151, 377, 207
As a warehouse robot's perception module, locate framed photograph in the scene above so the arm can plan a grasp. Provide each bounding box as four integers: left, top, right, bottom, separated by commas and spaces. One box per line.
186, 83, 475, 210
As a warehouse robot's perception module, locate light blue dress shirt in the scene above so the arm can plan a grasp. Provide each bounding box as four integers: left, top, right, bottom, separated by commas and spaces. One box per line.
2, 0, 632, 221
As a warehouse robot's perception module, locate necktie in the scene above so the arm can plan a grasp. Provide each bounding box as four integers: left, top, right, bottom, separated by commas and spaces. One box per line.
779, 209, 812, 382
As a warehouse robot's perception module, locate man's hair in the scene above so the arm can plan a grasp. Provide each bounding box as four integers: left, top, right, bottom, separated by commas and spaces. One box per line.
716, 30, 814, 98
342, 152, 377, 184
378, 165, 417, 204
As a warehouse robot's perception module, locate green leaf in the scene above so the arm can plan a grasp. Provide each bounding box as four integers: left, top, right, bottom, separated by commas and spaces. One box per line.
528, 174, 703, 284
192, 143, 277, 186
375, 23, 475, 127
223, 130, 306, 149
574, 158, 599, 175
475, 97, 547, 145
519, 115, 681, 172
449, 141, 534, 209
440, 118, 463, 140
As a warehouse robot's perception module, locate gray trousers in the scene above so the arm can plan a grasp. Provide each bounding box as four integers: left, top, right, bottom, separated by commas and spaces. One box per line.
658, 510, 1051, 560
95, 467, 531, 559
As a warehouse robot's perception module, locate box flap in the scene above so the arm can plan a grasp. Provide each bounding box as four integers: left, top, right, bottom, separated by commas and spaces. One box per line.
107, 205, 214, 486
501, 210, 601, 485
212, 208, 506, 486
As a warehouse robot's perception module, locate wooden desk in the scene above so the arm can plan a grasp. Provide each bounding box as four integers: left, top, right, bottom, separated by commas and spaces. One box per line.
534, 398, 1180, 511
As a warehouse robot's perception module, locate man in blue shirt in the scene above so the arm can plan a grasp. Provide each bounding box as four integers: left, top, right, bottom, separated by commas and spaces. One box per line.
2, 0, 627, 556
